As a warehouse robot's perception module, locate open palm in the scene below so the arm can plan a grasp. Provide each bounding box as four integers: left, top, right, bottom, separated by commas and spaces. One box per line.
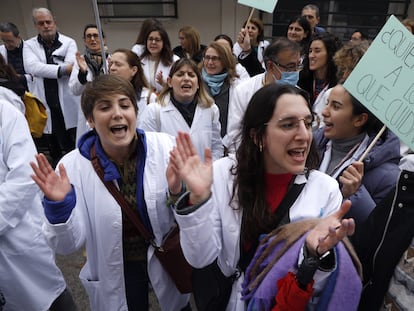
168, 132, 213, 204
30, 153, 72, 201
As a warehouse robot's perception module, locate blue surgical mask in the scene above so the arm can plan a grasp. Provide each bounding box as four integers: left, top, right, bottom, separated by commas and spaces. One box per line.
278, 71, 300, 86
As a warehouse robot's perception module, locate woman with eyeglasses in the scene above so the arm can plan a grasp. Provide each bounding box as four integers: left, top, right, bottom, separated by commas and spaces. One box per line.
199, 41, 242, 152
140, 24, 179, 94
138, 57, 223, 161
69, 24, 110, 142
314, 84, 400, 229
167, 83, 361, 311
298, 32, 342, 115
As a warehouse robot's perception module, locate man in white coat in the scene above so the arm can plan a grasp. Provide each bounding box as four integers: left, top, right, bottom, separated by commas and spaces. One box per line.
0, 22, 34, 92
24, 7, 79, 165
0, 98, 76, 311
226, 38, 302, 152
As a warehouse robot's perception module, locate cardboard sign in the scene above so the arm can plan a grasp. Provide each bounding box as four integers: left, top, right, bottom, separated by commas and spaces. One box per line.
237, 0, 278, 13
344, 15, 414, 150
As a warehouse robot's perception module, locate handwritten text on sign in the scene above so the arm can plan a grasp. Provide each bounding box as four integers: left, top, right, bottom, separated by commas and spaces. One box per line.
344, 15, 414, 150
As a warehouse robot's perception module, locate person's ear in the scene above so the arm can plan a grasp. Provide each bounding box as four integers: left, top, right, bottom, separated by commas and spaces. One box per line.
131, 66, 138, 77
87, 116, 95, 129
167, 76, 172, 88
250, 129, 264, 150
353, 113, 368, 128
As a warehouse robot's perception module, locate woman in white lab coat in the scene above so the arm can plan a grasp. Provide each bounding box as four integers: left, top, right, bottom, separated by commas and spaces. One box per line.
167, 84, 360, 310
30, 75, 190, 311
139, 57, 223, 160
140, 23, 179, 94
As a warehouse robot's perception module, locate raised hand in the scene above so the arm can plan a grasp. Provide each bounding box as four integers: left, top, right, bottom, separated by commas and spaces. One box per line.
76, 51, 88, 73
339, 161, 364, 199
305, 200, 355, 257
30, 153, 72, 201
237, 28, 251, 52
168, 132, 212, 205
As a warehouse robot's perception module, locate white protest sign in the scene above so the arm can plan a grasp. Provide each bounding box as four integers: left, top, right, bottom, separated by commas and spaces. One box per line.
343, 15, 414, 150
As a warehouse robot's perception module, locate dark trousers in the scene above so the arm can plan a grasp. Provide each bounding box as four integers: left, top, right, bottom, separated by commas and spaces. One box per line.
124, 260, 192, 311
351, 170, 414, 310
124, 260, 149, 311
49, 287, 77, 311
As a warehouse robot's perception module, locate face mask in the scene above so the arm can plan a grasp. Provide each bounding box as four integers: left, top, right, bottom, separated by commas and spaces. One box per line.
278, 71, 300, 86
272, 65, 300, 86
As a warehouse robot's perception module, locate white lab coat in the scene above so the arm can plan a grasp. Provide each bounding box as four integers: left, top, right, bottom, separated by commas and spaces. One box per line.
0, 42, 36, 93
226, 73, 265, 152
0, 86, 25, 113
42, 131, 190, 311
140, 54, 180, 93
138, 94, 223, 160
174, 155, 343, 311
23, 33, 80, 133
0, 99, 67, 311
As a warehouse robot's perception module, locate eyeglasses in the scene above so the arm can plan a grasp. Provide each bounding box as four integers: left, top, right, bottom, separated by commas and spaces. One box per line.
86, 33, 100, 39
203, 56, 221, 63
271, 60, 303, 72
147, 37, 162, 43
36, 20, 54, 26
265, 114, 319, 132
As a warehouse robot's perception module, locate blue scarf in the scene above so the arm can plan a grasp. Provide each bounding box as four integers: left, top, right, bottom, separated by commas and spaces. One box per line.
202, 68, 228, 96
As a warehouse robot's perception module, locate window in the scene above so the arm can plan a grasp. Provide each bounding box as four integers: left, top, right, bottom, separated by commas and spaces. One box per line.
261, 0, 411, 42
97, 0, 178, 20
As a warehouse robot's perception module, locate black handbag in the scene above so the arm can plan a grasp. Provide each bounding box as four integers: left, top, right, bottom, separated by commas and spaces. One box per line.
192, 259, 239, 311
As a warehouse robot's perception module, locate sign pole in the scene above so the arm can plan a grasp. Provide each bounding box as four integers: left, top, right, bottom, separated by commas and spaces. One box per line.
91, 0, 108, 74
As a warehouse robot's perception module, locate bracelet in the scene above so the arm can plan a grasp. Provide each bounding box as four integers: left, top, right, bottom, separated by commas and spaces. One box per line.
316, 244, 331, 260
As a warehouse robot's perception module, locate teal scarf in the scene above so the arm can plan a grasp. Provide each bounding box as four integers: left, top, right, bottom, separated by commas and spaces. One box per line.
202, 68, 228, 96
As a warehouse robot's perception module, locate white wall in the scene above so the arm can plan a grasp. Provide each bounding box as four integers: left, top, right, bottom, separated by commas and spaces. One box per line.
2, 0, 411, 53
0, 0, 253, 53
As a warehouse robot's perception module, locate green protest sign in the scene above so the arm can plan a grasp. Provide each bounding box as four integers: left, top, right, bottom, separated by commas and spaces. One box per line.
343, 15, 414, 150
238, 0, 278, 13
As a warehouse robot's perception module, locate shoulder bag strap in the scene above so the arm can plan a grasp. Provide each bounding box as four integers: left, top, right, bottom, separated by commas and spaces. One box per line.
90, 143, 155, 243
274, 170, 310, 227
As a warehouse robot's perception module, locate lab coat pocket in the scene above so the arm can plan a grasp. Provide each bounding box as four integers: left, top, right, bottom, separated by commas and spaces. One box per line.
79, 270, 104, 309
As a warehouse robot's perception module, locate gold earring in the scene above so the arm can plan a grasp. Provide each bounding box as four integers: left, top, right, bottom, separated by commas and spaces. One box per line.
259, 142, 263, 152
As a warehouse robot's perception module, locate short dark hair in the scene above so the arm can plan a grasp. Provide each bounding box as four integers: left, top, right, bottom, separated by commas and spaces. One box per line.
83, 24, 105, 38
263, 37, 301, 68
351, 29, 368, 40
302, 4, 320, 18
81, 75, 138, 120
0, 22, 19, 37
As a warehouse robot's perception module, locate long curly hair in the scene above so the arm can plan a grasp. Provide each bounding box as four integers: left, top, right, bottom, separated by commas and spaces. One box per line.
231, 83, 320, 244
